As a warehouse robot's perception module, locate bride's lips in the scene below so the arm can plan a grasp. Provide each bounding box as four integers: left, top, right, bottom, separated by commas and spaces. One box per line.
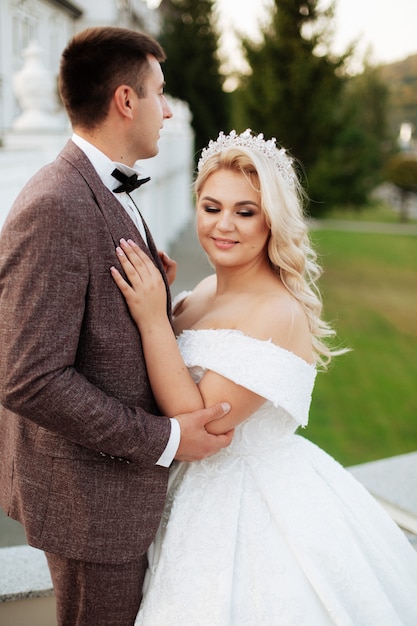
212, 238, 238, 250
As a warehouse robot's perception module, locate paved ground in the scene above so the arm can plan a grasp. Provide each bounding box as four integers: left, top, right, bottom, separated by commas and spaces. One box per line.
168, 217, 213, 297
0, 511, 26, 547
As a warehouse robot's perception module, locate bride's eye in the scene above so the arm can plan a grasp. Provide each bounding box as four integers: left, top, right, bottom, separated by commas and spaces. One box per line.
237, 209, 255, 217
203, 205, 220, 213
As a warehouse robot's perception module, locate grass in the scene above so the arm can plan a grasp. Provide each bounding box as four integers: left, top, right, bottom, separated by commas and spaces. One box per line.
323, 200, 417, 224
302, 226, 417, 467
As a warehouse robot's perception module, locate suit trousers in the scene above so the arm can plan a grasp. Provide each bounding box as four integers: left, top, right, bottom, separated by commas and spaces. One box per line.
45, 551, 148, 626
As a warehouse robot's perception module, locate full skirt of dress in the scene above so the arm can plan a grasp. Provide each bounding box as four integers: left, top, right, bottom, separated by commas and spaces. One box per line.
136, 428, 417, 625
135, 330, 417, 625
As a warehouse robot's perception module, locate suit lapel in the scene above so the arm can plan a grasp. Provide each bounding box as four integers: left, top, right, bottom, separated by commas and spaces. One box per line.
59, 140, 172, 317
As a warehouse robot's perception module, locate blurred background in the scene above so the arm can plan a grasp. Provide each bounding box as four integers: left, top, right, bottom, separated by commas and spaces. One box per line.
0, 0, 416, 546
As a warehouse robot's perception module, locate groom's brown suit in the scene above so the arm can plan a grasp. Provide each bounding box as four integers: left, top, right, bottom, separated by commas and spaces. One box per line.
0, 140, 172, 613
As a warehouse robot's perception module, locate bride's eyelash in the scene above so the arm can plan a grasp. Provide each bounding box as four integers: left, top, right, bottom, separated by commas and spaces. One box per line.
237, 210, 255, 217
203, 205, 255, 217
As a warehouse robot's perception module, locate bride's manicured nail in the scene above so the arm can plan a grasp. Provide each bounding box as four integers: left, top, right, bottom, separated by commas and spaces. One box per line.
116, 246, 124, 256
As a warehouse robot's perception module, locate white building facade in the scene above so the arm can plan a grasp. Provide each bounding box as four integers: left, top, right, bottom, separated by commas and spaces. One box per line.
0, 0, 194, 249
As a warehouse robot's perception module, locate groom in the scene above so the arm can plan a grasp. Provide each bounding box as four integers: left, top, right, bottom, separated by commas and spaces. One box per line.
0, 27, 232, 626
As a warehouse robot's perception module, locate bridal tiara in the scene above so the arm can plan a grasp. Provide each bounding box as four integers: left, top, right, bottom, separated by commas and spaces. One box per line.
197, 129, 297, 187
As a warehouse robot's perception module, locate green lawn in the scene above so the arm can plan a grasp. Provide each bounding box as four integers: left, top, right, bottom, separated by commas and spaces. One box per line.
302, 226, 417, 466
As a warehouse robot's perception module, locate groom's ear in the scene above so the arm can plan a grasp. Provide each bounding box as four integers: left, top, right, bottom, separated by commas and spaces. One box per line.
113, 85, 135, 120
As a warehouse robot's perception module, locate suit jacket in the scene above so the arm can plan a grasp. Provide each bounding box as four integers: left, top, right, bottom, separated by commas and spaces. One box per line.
0, 140, 172, 564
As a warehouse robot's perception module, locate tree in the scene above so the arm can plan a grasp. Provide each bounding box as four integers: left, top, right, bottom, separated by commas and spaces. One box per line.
231, 0, 389, 213
233, 1, 346, 165
308, 64, 391, 207
158, 0, 229, 160
385, 152, 417, 222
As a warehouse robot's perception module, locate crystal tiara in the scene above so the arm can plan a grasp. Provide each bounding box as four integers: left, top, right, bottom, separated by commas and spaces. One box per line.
197, 129, 296, 187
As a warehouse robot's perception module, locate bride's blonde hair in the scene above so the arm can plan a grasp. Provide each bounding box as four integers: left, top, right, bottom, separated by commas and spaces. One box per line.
194, 144, 344, 369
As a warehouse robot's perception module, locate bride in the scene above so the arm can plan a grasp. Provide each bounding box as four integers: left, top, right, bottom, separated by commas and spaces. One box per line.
111, 129, 417, 625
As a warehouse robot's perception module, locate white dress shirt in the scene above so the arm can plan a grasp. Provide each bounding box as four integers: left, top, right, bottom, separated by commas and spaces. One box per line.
72, 134, 148, 241
71, 133, 180, 467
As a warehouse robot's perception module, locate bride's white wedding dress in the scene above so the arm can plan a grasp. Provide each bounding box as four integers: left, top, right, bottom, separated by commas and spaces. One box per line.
135, 328, 417, 626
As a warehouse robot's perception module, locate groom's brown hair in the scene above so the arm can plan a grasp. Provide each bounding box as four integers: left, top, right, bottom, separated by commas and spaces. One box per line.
59, 26, 166, 129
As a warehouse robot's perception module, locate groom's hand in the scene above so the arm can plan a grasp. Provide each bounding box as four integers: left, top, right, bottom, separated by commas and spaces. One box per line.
174, 403, 234, 462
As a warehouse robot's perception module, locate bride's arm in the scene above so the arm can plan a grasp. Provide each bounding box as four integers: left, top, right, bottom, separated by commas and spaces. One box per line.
110, 240, 266, 433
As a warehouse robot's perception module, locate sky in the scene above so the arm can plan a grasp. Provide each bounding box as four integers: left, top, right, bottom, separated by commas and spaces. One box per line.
215, 0, 417, 73
146, 0, 417, 72
328, 0, 417, 64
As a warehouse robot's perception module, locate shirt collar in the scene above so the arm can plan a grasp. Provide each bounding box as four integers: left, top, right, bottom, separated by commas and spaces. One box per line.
71, 133, 148, 193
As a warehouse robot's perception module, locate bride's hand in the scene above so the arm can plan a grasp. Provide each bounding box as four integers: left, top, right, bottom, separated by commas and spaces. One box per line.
110, 238, 167, 329
158, 250, 177, 286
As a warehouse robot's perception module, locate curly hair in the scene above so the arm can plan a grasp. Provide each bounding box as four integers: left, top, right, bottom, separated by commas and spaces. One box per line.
194, 145, 345, 369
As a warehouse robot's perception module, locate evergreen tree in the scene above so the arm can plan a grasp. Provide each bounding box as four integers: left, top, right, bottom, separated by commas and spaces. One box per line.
232, 0, 389, 211
308, 65, 391, 208
159, 0, 229, 160
233, 1, 346, 165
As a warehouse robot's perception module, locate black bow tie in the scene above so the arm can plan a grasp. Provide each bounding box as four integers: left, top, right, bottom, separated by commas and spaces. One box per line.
111, 168, 151, 193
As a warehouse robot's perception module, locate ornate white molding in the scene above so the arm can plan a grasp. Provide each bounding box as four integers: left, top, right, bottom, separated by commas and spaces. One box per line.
12, 41, 66, 131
